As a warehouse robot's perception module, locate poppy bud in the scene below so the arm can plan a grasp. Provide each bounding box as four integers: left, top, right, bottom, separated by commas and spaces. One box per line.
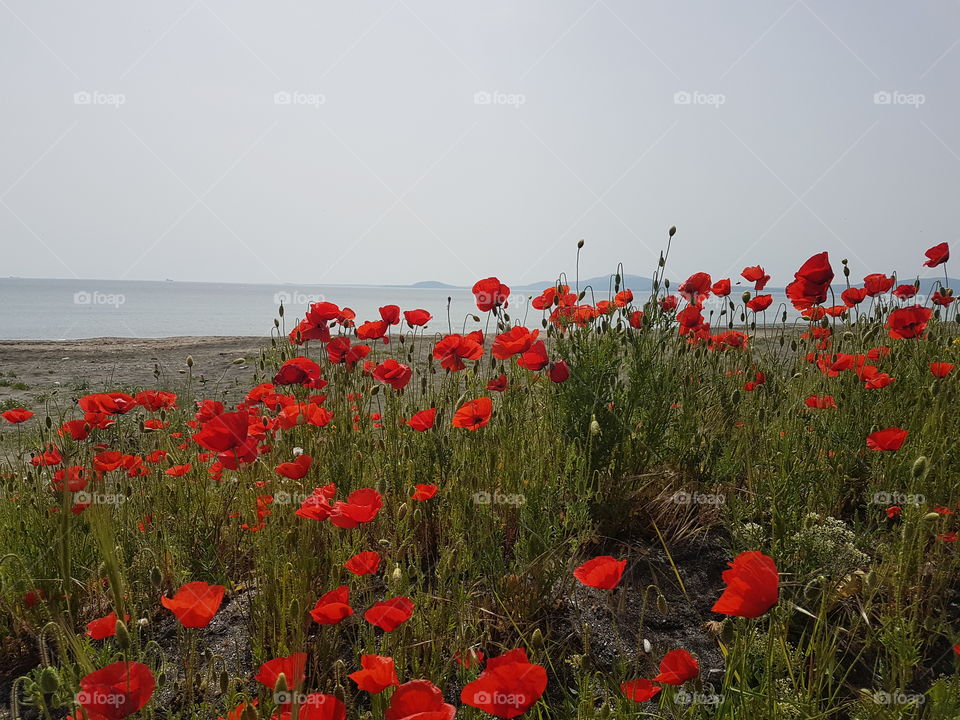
45, 415, 52, 429
924, 512, 941, 521
658, 253, 665, 268
38, 667, 59, 694
663, 278, 670, 289
912, 456, 930, 479
186, 355, 194, 368
397, 502, 408, 520
589, 416, 601, 436
578, 239, 585, 249
741, 291, 751, 303
115, 620, 130, 650
391, 564, 403, 584
241, 701, 260, 720
656, 592, 668, 615
472, 315, 480, 323
219, 670, 229, 695
278, 303, 284, 317
843, 265, 850, 277
531, 627, 544, 650
669, 225, 677, 237
274, 673, 288, 695
150, 566, 162, 587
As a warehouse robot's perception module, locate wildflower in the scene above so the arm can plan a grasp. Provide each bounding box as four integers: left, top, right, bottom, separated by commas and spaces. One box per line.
573, 556, 627, 589
711, 551, 779, 618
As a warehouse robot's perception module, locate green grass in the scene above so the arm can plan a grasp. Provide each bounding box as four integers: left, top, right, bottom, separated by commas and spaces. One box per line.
1, 246, 959, 719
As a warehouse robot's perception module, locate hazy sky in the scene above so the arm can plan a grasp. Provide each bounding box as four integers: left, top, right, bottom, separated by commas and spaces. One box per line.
2, 1, 958, 289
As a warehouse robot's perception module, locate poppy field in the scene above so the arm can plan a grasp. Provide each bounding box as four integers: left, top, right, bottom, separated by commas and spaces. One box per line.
2, 233, 960, 719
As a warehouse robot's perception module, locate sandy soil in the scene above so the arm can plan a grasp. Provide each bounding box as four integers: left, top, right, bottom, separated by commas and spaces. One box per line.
0, 336, 267, 417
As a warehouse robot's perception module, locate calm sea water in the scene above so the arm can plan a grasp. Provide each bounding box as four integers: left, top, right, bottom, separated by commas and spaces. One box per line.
0, 278, 505, 340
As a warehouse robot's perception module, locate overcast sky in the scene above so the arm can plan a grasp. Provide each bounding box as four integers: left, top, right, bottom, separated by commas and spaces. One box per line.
2, 1, 958, 289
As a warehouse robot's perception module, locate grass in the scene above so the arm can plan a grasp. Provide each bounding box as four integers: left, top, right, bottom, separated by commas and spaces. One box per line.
1, 237, 959, 719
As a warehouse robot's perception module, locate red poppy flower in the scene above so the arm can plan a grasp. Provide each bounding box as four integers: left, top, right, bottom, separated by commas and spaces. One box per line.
746, 294, 773, 313
161, 581, 225, 628
403, 309, 432, 326
52, 465, 88, 492
326, 337, 371, 367
461, 648, 547, 718
310, 585, 353, 625
385, 680, 455, 720
433, 334, 484, 372
364, 596, 414, 631
804, 395, 837, 409
517, 340, 549, 371
548, 360, 570, 383
711, 278, 731, 297
841, 287, 868, 307
573, 556, 627, 589
276, 454, 312, 480
652, 649, 699, 685
886, 305, 933, 339
135, 390, 177, 411
487, 375, 508, 392
678, 272, 712, 304
30, 444, 62, 467
78, 662, 155, 720
255, 652, 307, 691
454, 649, 485, 668
931, 362, 955, 378
924, 242, 949, 268
59, 419, 92, 440
329, 488, 383, 529
629, 310, 644, 328
741, 265, 770, 291
452, 397, 493, 430
86, 611, 129, 640
886, 506, 902, 519
373, 359, 413, 390
357, 320, 389, 341
492, 326, 539, 359
406, 408, 436, 431
412, 484, 437, 501
621, 678, 661, 702
349, 655, 400, 694
892, 284, 918, 299
863, 273, 895, 296
78, 392, 137, 416
219, 700, 257, 720
785, 252, 834, 310
711, 551, 779, 618
659, 295, 679, 312
473, 277, 510, 312
192, 411, 249, 452
379, 304, 401, 325
274, 357, 322, 387
614, 289, 634, 307
344, 551, 381, 576
933, 289, 955, 306
2, 408, 33, 424
866, 427, 908, 451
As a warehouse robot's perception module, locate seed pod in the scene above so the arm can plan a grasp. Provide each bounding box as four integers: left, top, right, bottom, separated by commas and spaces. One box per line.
669, 225, 677, 237
578, 239, 585, 249
186, 355, 194, 368
912, 456, 930, 479
115, 620, 131, 650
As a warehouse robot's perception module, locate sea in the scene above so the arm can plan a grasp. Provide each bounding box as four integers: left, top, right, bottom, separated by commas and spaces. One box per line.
0, 277, 539, 340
